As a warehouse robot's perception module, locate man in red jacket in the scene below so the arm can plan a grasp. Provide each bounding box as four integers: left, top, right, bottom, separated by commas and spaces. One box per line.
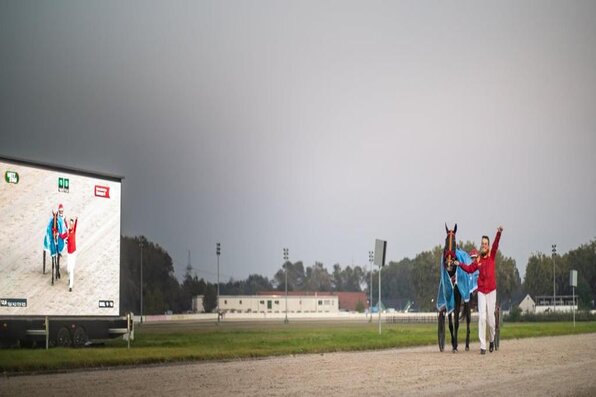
458, 226, 503, 354
66, 217, 78, 292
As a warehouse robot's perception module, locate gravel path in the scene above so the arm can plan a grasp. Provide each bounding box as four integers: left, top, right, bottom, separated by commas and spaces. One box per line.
2, 333, 595, 396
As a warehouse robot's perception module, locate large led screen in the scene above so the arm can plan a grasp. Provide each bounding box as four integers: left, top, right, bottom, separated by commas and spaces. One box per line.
0, 159, 121, 316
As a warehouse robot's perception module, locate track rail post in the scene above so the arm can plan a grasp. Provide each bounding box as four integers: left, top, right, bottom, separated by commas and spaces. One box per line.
45, 316, 49, 350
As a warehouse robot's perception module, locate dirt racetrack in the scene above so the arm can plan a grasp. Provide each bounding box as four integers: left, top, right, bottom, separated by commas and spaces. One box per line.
2, 333, 595, 396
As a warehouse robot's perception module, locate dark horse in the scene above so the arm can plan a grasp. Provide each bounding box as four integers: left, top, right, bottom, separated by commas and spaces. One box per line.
441, 223, 472, 352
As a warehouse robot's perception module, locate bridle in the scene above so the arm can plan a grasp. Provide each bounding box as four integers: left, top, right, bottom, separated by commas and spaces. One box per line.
444, 223, 457, 272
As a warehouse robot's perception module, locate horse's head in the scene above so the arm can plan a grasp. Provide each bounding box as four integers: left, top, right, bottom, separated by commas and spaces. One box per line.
52, 210, 59, 240
443, 223, 457, 272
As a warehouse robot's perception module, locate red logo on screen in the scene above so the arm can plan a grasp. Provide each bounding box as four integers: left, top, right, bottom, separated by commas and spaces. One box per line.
94, 185, 110, 198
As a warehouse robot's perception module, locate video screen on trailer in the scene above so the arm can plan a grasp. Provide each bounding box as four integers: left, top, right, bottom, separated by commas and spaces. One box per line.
0, 159, 121, 316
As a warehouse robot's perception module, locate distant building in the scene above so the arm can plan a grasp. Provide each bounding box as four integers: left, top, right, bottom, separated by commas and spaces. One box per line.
192, 295, 205, 313
257, 291, 368, 312
518, 294, 578, 314
335, 291, 369, 312
534, 295, 578, 313
518, 294, 536, 314
191, 291, 368, 314
218, 294, 338, 314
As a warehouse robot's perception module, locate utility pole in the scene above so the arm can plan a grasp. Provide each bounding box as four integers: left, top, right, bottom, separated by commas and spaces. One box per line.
283, 248, 289, 324
369, 250, 374, 322
139, 240, 144, 324
552, 244, 556, 312
378, 260, 382, 335
217, 242, 221, 324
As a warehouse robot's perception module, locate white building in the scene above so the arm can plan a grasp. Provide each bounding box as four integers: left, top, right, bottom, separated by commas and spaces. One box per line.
518, 294, 536, 314
193, 294, 339, 314
192, 295, 205, 313
534, 295, 578, 313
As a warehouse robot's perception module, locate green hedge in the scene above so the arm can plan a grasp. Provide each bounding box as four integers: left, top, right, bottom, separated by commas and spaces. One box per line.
505, 307, 596, 322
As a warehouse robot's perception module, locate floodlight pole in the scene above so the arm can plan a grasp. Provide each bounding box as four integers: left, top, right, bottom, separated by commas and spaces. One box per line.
378, 262, 382, 335
369, 251, 374, 322
217, 242, 221, 324
552, 244, 556, 312
283, 248, 289, 324
139, 240, 144, 324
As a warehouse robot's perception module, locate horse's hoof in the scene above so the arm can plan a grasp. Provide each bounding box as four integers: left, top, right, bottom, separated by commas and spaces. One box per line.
465, 346, 469, 351
452, 348, 458, 353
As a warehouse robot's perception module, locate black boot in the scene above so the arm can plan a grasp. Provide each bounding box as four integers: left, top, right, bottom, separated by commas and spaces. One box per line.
489, 341, 494, 352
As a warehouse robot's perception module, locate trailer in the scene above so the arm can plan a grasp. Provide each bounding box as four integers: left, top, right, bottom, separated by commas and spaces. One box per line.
0, 155, 133, 347
0, 315, 132, 348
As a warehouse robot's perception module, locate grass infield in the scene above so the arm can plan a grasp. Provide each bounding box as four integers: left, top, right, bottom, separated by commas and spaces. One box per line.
1, 320, 595, 373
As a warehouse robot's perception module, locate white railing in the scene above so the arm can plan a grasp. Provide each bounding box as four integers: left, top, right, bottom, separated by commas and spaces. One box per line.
135, 312, 465, 323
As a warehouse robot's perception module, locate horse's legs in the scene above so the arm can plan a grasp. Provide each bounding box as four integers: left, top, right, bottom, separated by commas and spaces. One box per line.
448, 312, 455, 351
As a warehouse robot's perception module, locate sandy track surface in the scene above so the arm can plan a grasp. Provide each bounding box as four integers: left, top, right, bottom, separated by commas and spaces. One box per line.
2, 333, 595, 396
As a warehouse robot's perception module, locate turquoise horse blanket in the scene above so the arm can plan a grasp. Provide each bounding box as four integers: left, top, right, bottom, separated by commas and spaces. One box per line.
436, 249, 479, 314
43, 215, 67, 257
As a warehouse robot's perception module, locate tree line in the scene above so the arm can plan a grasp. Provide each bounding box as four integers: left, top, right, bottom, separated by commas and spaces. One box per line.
120, 236, 277, 314
120, 235, 596, 315
523, 240, 596, 309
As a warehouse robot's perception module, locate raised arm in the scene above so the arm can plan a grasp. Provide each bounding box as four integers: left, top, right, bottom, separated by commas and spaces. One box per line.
491, 226, 503, 258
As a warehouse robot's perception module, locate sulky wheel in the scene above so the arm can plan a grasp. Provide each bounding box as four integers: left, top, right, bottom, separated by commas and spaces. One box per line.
494, 305, 501, 351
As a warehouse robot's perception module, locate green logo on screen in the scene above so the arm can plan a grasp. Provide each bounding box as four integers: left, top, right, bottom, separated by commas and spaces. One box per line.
5, 171, 19, 184
58, 177, 70, 193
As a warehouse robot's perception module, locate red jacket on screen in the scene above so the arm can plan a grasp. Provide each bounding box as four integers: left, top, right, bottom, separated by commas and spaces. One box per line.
67, 219, 78, 254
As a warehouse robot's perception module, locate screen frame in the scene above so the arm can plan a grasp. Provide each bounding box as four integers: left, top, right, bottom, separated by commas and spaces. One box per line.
1, 154, 124, 317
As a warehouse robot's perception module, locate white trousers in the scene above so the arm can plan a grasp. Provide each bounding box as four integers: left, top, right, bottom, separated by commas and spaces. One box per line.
67, 252, 77, 289
477, 290, 496, 350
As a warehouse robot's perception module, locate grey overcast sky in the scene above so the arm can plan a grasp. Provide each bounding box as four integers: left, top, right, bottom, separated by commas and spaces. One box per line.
2, 1, 595, 283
